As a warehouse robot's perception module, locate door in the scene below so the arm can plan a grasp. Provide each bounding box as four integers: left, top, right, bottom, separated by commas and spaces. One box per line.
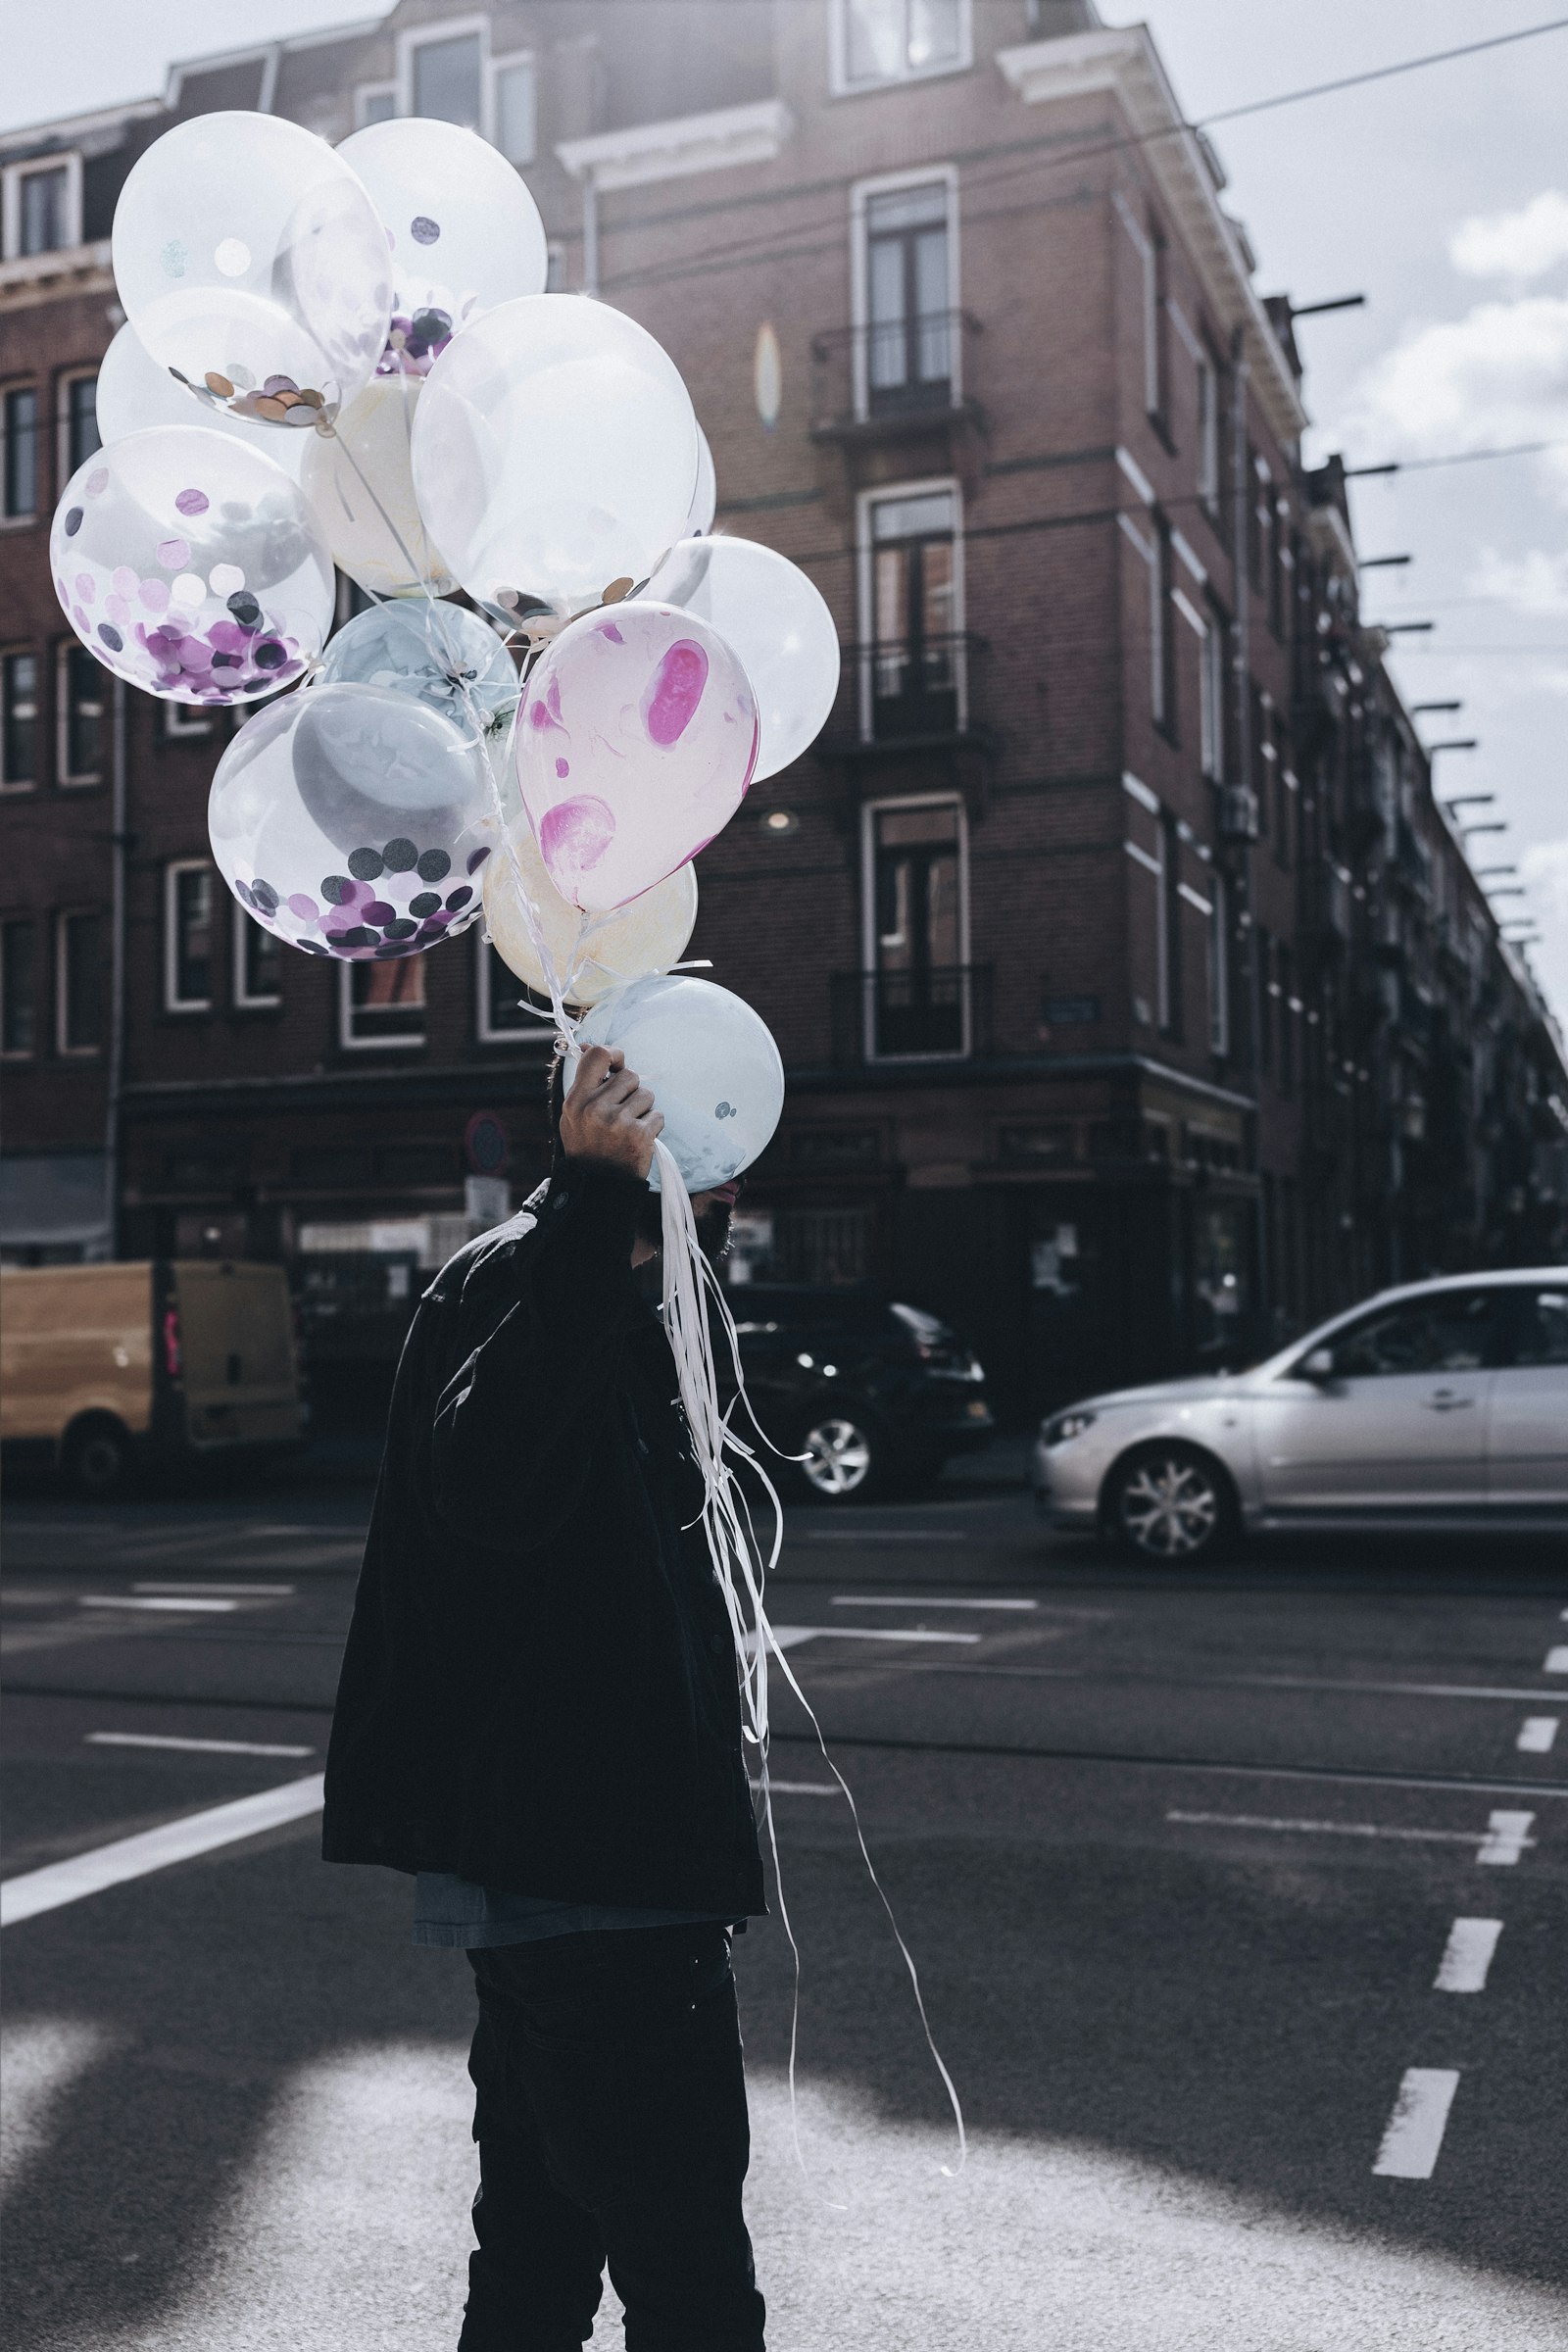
864, 181, 952, 415
1254, 1288, 1507, 1512
869, 799, 963, 1056
176, 1263, 301, 1449
1489, 1284, 1568, 1507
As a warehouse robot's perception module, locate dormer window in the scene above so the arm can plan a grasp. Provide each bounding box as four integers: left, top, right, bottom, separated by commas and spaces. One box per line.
2, 153, 83, 261
833, 0, 970, 93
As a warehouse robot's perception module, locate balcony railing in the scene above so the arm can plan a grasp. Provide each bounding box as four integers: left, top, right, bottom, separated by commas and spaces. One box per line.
830, 964, 994, 1066
822, 633, 986, 752
809, 310, 983, 438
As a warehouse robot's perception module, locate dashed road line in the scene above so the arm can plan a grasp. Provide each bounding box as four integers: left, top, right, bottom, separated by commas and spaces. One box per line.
1373, 2068, 1460, 2180
830, 1594, 1039, 1610
84, 1732, 314, 1759
132, 1582, 295, 1597
1544, 1645, 1568, 1674
1476, 1809, 1536, 1863
1167, 1807, 1538, 1861
1434, 1918, 1502, 1992
77, 1595, 240, 1614
0, 1773, 324, 1928
1516, 1716, 1559, 1753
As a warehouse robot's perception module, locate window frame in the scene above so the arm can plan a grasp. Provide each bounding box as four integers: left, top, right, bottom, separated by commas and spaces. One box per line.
56, 366, 100, 484
2, 380, 40, 524
232, 902, 283, 1010
338, 952, 428, 1053
849, 164, 961, 420
163, 858, 217, 1014
54, 639, 105, 787
2, 152, 83, 262
397, 15, 489, 128
474, 927, 549, 1047
0, 912, 36, 1058
161, 695, 214, 742
1207, 867, 1230, 1058
858, 788, 971, 1064
855, 472, 965, 740
1, 644, 40, 792
1199, 600, 1225, 781
54, 905, 103, 1057
830, 0, 972, 95
353, 82, 397, 127
490, 51, 538, 167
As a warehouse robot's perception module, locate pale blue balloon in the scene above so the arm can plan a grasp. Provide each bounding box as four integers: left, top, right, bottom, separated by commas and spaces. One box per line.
317, 599, 517, 744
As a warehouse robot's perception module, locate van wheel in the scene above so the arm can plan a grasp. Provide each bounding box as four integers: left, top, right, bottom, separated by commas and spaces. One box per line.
1105, 1443, 1235, 1563
63, 1416, 132, 1501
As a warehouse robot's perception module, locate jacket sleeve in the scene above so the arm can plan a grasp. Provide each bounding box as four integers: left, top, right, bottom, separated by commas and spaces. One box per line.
428, 1158, 647, 1549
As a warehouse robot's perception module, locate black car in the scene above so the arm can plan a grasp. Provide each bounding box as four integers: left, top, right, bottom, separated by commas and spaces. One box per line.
722, 1286, 993, 1502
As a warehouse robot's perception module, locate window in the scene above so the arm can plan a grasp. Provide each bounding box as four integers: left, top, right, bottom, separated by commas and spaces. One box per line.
162, 695, 213, 741
1274, 765, 1293, 868
1199, 605, 1225, 781
1207, 869, 1229, 1057
60, 370, 100, 476
412, 29, 483, 126
57, 643, 104, 783
1327, 1291, 1504, 1380
545, 241, 566, 294
56, 908, 102, 1054
165, 861, 215, 1011
863, 796, 968, 1058
861, 178, 953, 416
477, 932, 542, 1043
862, 484, 960, 740
1, 916, 35, 1054
234, 907, 282, 1007
1197, 352, 1221, 511
834, 0, 968, 90
1247, 450, 1266, 589
1144, 214, 1169, 426
341, 953, 426, 1049
3, 386, 38, 519
1151, 517, 1175, 732
1277, 944, 1295, 1093
355, 84, 396, 126
1255, 927, 1272, 1074
1509, 1288, 1568, 1368
493, 55, 537, 167
1158, 811, 1183, 1039
2, 650, 38, 787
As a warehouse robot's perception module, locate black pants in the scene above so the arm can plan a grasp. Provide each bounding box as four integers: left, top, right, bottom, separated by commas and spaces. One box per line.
460, 1923, 766, 2352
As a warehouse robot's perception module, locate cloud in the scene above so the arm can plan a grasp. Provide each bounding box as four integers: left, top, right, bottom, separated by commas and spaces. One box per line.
1520, 835, 1568, 920
1451, 190, 1568, 282
1471, 547, 1568, 615
1344, 294, 1568, 488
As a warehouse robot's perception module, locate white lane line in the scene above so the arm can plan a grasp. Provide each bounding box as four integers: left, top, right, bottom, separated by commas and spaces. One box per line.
794, 1529, 969, 1544
1544, 1646, 1568, 1674
1476, 1809, 1536, 1864
750, 1779, 840, 1798
1167, 1810, 1487, 1846
831, 1594, 1039, 1611
745, 1625, 981, 1654
77, 1595, 239, 1614
132, 1582, 294, 1597
1373, 2069, 1460, 2180
1517, 1716, 1560, 1753
85, 1732, 314, 1759
0, 1773, 324, 1928
1434, 1918, 1502, 1993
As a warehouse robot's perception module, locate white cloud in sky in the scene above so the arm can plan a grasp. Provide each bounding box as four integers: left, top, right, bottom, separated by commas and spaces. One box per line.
1345, 293, 1568, 485
1520, 835, 1568, 919
1471, 547, 1568, 616
1451, 190, 1568, 282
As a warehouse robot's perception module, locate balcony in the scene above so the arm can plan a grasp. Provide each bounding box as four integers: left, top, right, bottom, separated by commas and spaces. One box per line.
1302, 860, 1353, 955
830, 964, 994, 1067
817, 635, 993, 772
809, 310, 985, 446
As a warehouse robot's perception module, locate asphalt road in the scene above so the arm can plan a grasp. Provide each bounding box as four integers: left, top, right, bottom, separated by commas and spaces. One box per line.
4, 1448, 1566, 2351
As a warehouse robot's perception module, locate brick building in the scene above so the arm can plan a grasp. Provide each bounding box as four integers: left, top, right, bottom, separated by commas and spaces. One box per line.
3, 0, 1564, 1422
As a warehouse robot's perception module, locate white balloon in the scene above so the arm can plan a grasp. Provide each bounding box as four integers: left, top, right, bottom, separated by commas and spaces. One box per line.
411, 295, 698, 625
646, 536, 840, 780
300, 376, 454, 598
112, 112, 390, 427
337, 117, 548, 374
567, 974, 783, 1193
95, 322, 306, 475
687, 427, 716, 536
483, 822, 698, 1007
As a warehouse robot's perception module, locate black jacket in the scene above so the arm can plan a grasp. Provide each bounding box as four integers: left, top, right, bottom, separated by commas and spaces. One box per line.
321, 1157, 766, 1919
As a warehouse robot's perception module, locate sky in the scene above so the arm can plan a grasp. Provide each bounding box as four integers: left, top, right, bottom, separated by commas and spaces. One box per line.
5, 0, 1566, 1022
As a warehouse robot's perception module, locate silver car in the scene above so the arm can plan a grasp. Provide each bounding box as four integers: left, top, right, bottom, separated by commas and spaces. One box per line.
1033, 1267, 1568, 1561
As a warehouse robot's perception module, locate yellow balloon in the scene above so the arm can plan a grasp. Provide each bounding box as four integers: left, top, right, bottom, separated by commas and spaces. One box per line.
300, 376, 455, 600
483, 823, 697, 1006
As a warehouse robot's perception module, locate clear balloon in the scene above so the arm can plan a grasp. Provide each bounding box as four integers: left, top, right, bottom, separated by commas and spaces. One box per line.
483, 822, 698, 1007
687, 427, 716, 536
515, 601, 758, 914
337, 117, 548, 378
94, 322, 306, 476
411, 295, 699, 626
644, 536, 840, 782
111, 112, 390, 429
50, 424, 333, 704
567, 975, 784, 1193
300, 376, 454, 598
318, 600, 516, 750
209, 683, 495, 961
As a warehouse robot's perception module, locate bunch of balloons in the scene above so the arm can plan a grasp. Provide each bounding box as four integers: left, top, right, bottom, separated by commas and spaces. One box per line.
49, 107, 841, 1188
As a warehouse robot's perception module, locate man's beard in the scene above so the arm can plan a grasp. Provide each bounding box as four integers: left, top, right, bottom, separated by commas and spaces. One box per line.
634, 1196, 733, 1261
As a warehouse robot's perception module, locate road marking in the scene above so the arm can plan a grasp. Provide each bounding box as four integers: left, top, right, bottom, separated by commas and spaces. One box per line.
831, 1594, 1038, 1611
1476, 1809, 1535, 1864
1373, 2069, 1460, 2179
132, 1582, 295, 1597
0, 1773, 324, 1928
747, 1625, 982, 1654
1517, 1716, 1560, 1753
750, 1779, 840, 1798
856, 1661, 1568, 1705
1544, 1646, 1568, 1674
84, 1732, 314, 1759
1167, 1810, 1493, 1847
1434, 1918, 1502, 1993
793, 1529, 969, 1543
77, 1595, 239, 1614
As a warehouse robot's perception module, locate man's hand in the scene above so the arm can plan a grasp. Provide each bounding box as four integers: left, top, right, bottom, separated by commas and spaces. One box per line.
559, 1046, 663, 1181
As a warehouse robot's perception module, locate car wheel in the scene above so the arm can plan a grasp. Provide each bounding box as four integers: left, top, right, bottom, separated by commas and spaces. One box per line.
1106, 1443, 1234, 1563
794, 1410, 884, 1503
62, 1415, 132, 1501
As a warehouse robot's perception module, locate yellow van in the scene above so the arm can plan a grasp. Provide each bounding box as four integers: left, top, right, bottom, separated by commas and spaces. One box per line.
0, 1260, 304, 1496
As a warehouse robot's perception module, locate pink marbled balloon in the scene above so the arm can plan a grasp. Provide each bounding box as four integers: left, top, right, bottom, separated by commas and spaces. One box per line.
514, 600, 758, 913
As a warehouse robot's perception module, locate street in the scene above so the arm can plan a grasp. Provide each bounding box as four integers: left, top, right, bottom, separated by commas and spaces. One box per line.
3, 1450, 1566, 2351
